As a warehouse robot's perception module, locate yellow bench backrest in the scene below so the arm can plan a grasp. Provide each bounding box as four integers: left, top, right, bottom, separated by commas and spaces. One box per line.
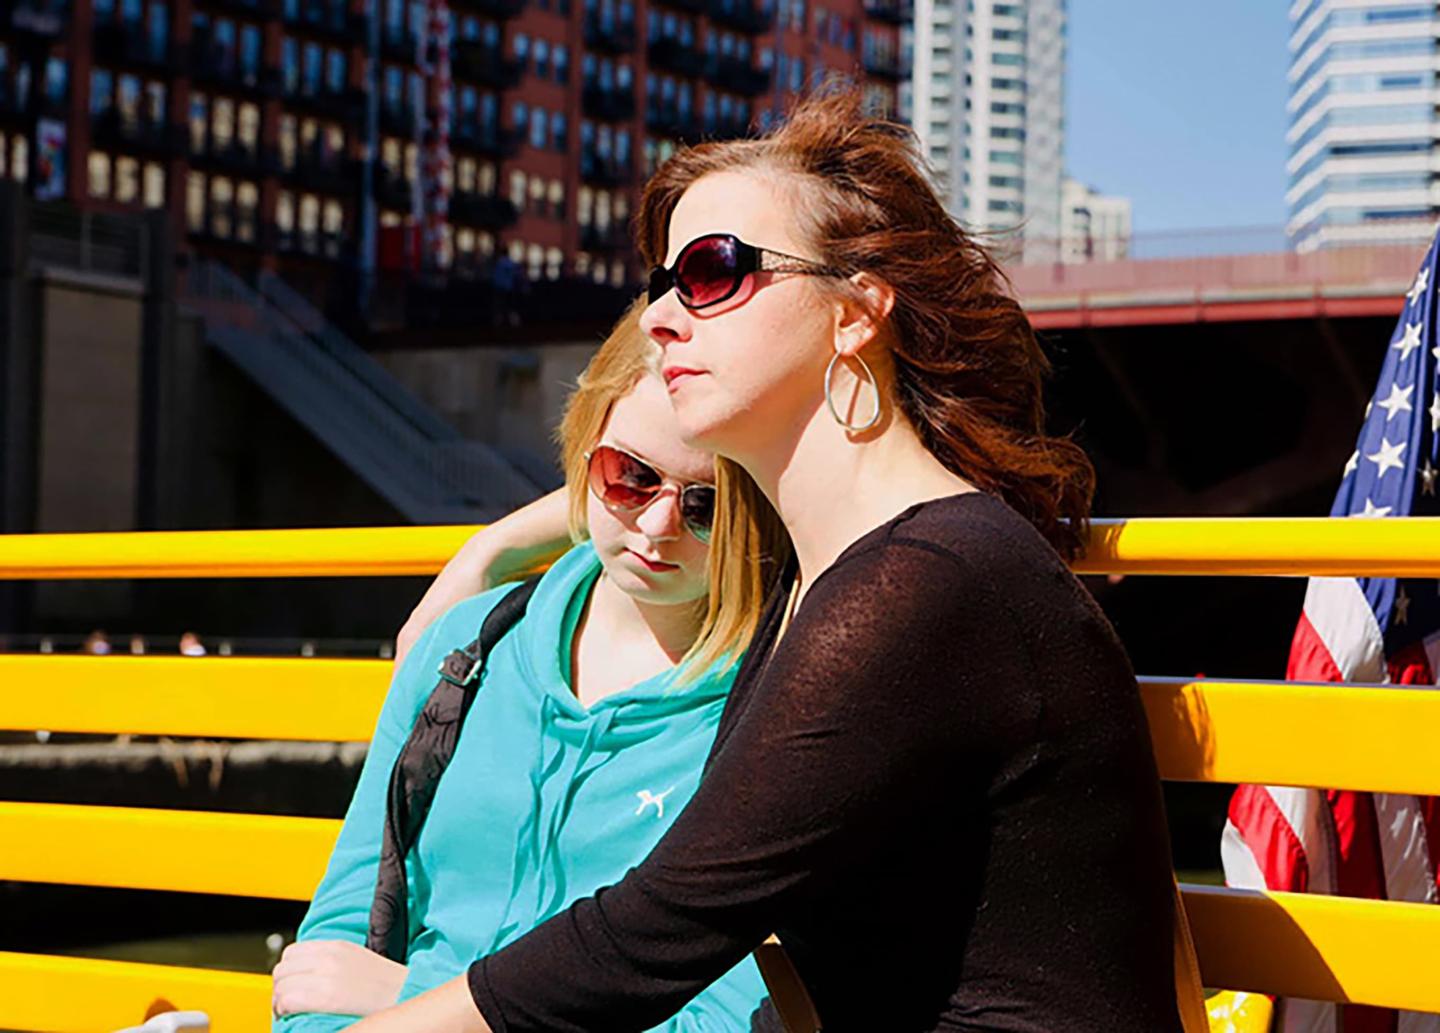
3, 518, 1439, 1031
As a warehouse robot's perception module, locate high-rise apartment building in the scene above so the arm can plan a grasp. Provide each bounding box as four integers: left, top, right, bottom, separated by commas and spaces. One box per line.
905, 0, 1064, 256
1287, 0, 1439, 251
0, 0, 900, 326
1059, 175, 1129, 262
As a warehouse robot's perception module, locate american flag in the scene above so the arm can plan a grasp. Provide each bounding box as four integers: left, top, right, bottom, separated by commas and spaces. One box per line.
1222, 228, 1440, 1033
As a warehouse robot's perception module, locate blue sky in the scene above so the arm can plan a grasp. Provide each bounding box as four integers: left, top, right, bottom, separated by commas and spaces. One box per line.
1065, 1, 1292, 236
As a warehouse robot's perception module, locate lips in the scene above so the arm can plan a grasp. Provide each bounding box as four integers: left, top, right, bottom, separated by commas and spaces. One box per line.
627, 549, 680, 573
662, 365, 705, 392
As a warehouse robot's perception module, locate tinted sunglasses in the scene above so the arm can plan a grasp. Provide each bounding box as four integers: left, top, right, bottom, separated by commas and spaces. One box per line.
585, 444, 716, 544
647, 232, 847, 310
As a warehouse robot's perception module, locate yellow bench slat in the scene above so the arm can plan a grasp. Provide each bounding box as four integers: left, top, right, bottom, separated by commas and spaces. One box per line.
0, 525, 481, 579
7, 667, 1440, 798
0, 951, 269, 1033
5, 518, 1440, 579
1, 888, 1436, 1024
0, 655, 390, 741
1141, 677, 1440, 796
1184, 884, 1440, 1013
0, 802, 336, 900
1076, 516, 1440, 577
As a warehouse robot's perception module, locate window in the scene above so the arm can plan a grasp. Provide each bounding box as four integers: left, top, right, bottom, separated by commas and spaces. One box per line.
90, 69, 114, 115
529, 106, 546, 148
327, 50, 346, 93
186, 171, 206, 231
509, 168, 526, 208
512, 100, 527, 129
550, 110, 567, 150
514, 32, 530, 63
88, 151, 111, 198
44, 58, 66, 107
143, 162, 164, 207
549, 178, 564, 219
116, 156, 140, 203
528, 175, 545, 216
533, 40, 549, 78
554, 45, 569, 82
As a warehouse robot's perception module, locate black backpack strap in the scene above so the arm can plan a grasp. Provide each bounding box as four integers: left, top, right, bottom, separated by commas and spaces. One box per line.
366, 576, 541, 961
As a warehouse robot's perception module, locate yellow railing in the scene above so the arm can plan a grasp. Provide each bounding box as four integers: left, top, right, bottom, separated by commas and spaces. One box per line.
3, 518, 1440, 1030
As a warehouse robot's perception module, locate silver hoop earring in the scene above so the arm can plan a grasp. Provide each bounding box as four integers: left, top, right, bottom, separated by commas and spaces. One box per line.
824, 351, 882, 433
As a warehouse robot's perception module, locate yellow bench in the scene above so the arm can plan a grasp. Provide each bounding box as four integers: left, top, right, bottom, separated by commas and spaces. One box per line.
3, 518, 1439, 1031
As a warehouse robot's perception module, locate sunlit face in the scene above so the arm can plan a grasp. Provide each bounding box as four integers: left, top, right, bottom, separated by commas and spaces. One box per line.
639, 170, 837, 459
587, 373, 713, 606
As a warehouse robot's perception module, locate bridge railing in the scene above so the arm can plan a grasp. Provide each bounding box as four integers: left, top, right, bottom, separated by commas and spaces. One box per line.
2, 519, 1440, 1029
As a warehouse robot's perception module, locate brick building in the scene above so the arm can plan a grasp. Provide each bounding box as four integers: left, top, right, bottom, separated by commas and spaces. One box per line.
0, 0, 901, 331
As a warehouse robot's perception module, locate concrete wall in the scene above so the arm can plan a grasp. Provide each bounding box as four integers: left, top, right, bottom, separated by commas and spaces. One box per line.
374, 340, 599, 468
33, 270, 145, 534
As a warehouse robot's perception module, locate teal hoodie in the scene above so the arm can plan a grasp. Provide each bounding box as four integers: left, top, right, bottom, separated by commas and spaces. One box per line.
276, 543, 766, 1031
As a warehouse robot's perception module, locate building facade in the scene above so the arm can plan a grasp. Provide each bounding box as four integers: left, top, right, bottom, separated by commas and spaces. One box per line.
1059, 175, 1129, 262
1286, 0, 1440, 251
905, 0, 1063, 256
0, 0, 900, 329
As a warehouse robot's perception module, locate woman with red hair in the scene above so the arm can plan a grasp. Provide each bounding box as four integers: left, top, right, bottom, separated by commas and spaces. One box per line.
358, 88, 1205, 1033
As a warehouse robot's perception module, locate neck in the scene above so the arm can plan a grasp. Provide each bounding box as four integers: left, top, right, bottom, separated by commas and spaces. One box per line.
740, 402, 973, 595
585, 570, 704, 664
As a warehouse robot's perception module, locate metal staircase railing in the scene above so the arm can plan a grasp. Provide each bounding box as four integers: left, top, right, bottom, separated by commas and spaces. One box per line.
184, 260, 551, 522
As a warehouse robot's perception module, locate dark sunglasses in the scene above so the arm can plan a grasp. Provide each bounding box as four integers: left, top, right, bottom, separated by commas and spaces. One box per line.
585, 444, 716, 544
647, 232, 847, 310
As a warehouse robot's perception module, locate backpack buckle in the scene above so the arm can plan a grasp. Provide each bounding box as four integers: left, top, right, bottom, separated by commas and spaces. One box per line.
437, 648, 482, 687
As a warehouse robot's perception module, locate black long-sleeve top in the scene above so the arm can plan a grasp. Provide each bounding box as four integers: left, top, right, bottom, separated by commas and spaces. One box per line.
468, 491, 1185, 1032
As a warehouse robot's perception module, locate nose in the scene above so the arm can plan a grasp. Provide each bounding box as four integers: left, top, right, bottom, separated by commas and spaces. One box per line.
635, 488, 684, 543
640, 293, 691, 349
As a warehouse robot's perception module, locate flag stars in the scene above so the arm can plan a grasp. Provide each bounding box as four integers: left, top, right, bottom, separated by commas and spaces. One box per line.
1356, 498, 1393, 518
1395, 584, 1411, 626
1344, 449, 1359, 477
1408, 264, 1431, 307
1366, 437, 1408, 477
1432, 394, 1440, 435
1393, 321, 1424, 361
1421, 459, 1437, 496
1376, 382, 1415, 420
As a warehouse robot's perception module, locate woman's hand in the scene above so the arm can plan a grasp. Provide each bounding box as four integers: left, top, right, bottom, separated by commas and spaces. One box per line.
395, 488, 572, 665
345, 975, 493, 1033
271, 940, 408, 1018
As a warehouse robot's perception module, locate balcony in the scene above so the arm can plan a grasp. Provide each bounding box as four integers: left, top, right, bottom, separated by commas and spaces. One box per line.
861, 0, 909, 22
453, 42, 523, 89
451, 0, 524, 17
93, 21, 173, 70
862, 51, 903, 80
647, 38, 706, 78
8, 0, 69, 36
190, 37, 282, 95
283, 0, 366, 38
582, 84, 636, 122
288, 84, 367, 125
278, 145, 355, 195
583, 14, 636, 53
707, 55, 771, 97
90, 111, 184, 158
707, 0, 773, 34
451, 123, 523, 159
380, 102, 421, 139
197, 0, 283, 18
382, 28, 423, 64
449, 190, 519, 230
644, 105, 703, 142
580, 222, 630, 253
580, 150, 631, 187
275, 224, 347, 260
190, 206, 265, 248
376, 168, 417, 213
190, 136, 279, 177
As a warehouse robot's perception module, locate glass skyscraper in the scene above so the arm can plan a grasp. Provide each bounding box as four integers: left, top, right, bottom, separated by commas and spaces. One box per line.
1287, 1, 1439, 251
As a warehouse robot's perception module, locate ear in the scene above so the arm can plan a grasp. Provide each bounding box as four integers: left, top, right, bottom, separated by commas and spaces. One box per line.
834, 272, 896, 358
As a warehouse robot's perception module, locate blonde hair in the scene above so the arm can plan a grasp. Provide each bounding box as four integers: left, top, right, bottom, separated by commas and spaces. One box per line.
557, 297, 792, 680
